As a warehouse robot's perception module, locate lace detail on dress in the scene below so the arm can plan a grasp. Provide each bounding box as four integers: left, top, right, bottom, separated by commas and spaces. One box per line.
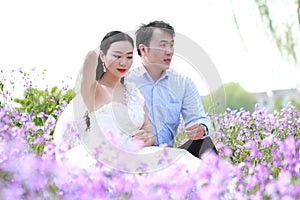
94, 82, 145, 133
123, 82, 145, 132
90, 82, 146, 151
53, 98, 88, 154
124, 82, 145, 107
54, 82, 146, 156
61, 120, 81, 147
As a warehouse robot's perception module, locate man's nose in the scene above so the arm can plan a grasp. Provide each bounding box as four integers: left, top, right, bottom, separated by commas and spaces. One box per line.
165, 46, 174, 54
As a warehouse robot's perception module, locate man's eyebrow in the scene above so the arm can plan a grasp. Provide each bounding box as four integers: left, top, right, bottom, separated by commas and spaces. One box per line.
112, 51, 133, 54
159, 39, 174, 43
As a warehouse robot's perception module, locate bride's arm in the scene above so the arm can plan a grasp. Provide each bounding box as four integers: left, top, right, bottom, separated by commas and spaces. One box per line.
133, 104, 155, 147
143, 104, 156, 146
80, 50, 98, 112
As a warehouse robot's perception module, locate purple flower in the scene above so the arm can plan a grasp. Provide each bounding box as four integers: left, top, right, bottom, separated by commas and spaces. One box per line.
2, 115, 12, 124
43, 141, 56, 158
33, 137, 44, 144
261, 134, 274, 148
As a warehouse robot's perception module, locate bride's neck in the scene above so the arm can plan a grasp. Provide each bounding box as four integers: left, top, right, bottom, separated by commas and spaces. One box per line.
99, 74, 121, 89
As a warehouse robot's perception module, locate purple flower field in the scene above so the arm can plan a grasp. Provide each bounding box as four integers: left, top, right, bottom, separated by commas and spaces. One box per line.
0, 69, 299, 199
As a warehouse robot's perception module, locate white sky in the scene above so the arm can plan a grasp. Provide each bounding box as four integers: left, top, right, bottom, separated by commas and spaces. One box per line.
1, 0, 299, 97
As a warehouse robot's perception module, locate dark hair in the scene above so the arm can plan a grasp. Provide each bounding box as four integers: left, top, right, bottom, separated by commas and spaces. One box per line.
135, 20, 175, 56
96, 31, 134, 81
85, 31, 134, 131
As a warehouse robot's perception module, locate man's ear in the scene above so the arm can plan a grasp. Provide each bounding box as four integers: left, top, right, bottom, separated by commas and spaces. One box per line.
138, 44, 147, 56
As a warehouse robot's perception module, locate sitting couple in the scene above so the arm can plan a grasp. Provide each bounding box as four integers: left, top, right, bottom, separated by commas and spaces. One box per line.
53, 20, 218, 173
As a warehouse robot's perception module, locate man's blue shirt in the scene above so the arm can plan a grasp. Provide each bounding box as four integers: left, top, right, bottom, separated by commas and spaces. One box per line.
125, 66, 212, 147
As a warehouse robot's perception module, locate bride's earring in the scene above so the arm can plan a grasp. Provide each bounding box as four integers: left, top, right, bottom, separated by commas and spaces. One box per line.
102, 62, 106, 72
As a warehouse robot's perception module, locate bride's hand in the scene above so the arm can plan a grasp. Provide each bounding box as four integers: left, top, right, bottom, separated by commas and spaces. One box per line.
132, 129, 154, 147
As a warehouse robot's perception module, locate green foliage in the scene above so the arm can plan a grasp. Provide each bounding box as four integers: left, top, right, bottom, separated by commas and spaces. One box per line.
233, 1, 300, 63
0, 81, 13, 108
272, 96, 300, 111
174, 132, 188, 147
273, 96, 283, 111
13, 86, 75, 155
14, 86, 75, 122
255, 0, 299, 63
0, 81, 4, 108
288, 97, 300, 110
214, 103, 300, 182
202, 82, 257, 113
202, 92, 226, 114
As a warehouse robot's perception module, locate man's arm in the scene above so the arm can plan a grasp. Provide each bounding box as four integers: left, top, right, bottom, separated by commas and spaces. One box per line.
181, 77, 213, 139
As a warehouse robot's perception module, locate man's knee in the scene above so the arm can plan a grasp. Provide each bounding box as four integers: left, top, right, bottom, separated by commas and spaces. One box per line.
179, 137, 218, 159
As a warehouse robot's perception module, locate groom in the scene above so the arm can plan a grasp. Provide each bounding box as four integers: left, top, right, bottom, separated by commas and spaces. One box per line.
125, 20, 218, 158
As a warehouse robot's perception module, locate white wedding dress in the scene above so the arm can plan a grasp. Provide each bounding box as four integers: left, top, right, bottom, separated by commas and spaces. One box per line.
53, 82, 202, 174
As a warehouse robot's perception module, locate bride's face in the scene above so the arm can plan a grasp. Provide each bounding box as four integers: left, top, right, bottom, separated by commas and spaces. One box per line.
102, 41, 133, 78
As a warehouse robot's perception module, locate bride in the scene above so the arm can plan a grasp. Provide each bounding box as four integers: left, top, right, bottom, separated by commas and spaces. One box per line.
53, 31, 203, 174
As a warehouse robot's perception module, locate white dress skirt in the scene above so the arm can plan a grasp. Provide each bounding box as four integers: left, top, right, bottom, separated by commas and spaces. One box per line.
53, 82, 202, 175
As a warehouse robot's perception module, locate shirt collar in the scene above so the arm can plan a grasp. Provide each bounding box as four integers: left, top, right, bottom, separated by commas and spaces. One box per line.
140, 65, 169, 82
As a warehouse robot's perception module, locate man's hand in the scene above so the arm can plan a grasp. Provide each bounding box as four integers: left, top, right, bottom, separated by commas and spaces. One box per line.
184, 122, 206, 140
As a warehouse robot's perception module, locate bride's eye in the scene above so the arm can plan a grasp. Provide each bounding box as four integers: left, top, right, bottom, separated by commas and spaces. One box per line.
113, 55, 121, 59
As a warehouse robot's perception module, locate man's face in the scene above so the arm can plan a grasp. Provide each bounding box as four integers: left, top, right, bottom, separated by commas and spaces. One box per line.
143, 28, 174, 71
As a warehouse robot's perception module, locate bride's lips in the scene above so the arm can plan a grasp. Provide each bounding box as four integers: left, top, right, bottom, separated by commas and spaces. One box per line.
117, 69, 127, 73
